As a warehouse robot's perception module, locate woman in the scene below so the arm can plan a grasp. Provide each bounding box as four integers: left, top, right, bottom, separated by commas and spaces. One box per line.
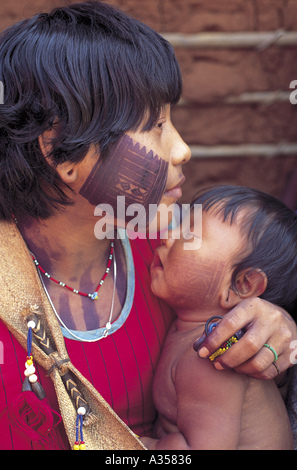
0, 2, 295, 450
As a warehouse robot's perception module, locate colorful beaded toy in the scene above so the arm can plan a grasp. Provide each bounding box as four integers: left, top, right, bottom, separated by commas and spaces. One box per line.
209, 335, 239, 361
204, 316, 245, 362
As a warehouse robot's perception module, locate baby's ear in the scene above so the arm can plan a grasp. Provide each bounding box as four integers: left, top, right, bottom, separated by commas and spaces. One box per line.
234, 268, 268, 299
220, 268, 268, 309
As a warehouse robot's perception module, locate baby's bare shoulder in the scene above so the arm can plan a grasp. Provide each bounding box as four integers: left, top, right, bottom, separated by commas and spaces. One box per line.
174, 343, 249, 410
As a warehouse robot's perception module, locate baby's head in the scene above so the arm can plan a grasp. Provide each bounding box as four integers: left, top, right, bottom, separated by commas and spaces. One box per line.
150, 185, 297, 319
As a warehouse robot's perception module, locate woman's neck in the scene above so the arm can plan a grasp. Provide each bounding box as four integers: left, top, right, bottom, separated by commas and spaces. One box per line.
15, 203, 128, 333
16, 207, 113, 282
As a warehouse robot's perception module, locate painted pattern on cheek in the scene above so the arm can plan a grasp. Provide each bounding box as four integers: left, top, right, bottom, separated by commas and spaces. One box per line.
170, 256, 227, 306
79, 134, 168, 221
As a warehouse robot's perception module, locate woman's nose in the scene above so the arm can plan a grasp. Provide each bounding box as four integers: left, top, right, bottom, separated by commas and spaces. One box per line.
171, 134, 191, 166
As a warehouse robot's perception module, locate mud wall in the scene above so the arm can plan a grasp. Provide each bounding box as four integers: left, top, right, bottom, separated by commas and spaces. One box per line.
1, 0, 296, 203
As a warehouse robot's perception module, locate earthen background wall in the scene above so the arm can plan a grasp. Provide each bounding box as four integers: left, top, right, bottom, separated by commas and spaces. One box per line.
1, 0, 296, 204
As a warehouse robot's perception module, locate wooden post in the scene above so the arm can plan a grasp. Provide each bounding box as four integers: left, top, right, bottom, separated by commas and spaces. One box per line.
162, 31, 297, 49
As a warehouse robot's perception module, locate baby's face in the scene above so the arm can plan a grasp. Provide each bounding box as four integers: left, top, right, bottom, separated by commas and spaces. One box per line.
150, 209, 245, 311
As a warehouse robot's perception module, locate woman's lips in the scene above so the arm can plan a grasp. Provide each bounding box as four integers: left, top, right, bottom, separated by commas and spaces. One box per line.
164, 176, 185, 199
164, 185, 183, 199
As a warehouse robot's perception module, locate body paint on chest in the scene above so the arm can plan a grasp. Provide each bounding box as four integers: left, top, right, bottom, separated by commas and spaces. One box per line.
79, 134, 168, 226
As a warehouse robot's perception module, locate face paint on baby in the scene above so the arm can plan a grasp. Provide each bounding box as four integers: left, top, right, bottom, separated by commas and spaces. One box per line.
150, 209, 245, 313
152, 251, 228, 311
173, 257, 227, 304
79, 134, 168, 226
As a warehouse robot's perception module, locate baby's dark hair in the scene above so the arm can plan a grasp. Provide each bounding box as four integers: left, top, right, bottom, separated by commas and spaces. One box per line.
0, 1, 182, 220
192, 185, 297, 318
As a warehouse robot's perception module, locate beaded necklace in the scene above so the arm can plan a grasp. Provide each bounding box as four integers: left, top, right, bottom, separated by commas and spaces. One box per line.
39, 249, 117, 342
31, 240, 114, 300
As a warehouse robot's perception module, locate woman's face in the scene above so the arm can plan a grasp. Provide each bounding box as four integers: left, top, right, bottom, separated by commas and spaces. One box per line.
78, 104, 191, 231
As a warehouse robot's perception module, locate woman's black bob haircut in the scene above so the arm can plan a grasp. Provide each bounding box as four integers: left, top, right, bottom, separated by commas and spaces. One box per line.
192, 185, 297, 318
0, 1, 182, 219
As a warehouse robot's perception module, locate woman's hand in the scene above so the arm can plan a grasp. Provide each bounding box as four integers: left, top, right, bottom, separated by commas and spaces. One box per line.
194, 297, 297, 380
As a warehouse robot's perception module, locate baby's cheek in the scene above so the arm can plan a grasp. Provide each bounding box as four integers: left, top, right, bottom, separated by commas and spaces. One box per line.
169, 257, 226, 306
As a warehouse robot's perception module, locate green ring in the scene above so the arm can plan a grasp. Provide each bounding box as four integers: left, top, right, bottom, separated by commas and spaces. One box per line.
263, 343, 278, 362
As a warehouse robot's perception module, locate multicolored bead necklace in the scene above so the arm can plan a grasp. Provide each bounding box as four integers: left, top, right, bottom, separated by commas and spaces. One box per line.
31, 240, 114, 301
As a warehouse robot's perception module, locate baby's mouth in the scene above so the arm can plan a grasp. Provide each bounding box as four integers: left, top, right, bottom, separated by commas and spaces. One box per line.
151, 251, 164, 270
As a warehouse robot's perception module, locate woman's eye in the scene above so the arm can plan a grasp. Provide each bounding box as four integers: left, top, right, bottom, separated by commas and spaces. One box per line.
155, 121, 164, 130
155, 117, 166, 130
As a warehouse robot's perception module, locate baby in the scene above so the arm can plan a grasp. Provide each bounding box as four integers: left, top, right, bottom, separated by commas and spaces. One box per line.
141, 185, 297, 450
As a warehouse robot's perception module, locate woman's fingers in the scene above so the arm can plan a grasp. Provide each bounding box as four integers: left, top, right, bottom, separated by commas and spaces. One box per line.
194, 297, 297, 379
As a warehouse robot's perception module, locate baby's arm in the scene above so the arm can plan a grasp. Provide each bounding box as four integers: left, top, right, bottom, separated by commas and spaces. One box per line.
142, 348, 248, 450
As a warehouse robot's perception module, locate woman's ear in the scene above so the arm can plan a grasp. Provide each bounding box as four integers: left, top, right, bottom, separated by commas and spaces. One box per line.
38, 131, 79, 185
220, 268, 268, 309
54, 161, 79, 185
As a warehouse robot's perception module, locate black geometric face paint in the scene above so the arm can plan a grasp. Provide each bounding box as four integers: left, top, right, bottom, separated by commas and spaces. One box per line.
79, 134, 168, 224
